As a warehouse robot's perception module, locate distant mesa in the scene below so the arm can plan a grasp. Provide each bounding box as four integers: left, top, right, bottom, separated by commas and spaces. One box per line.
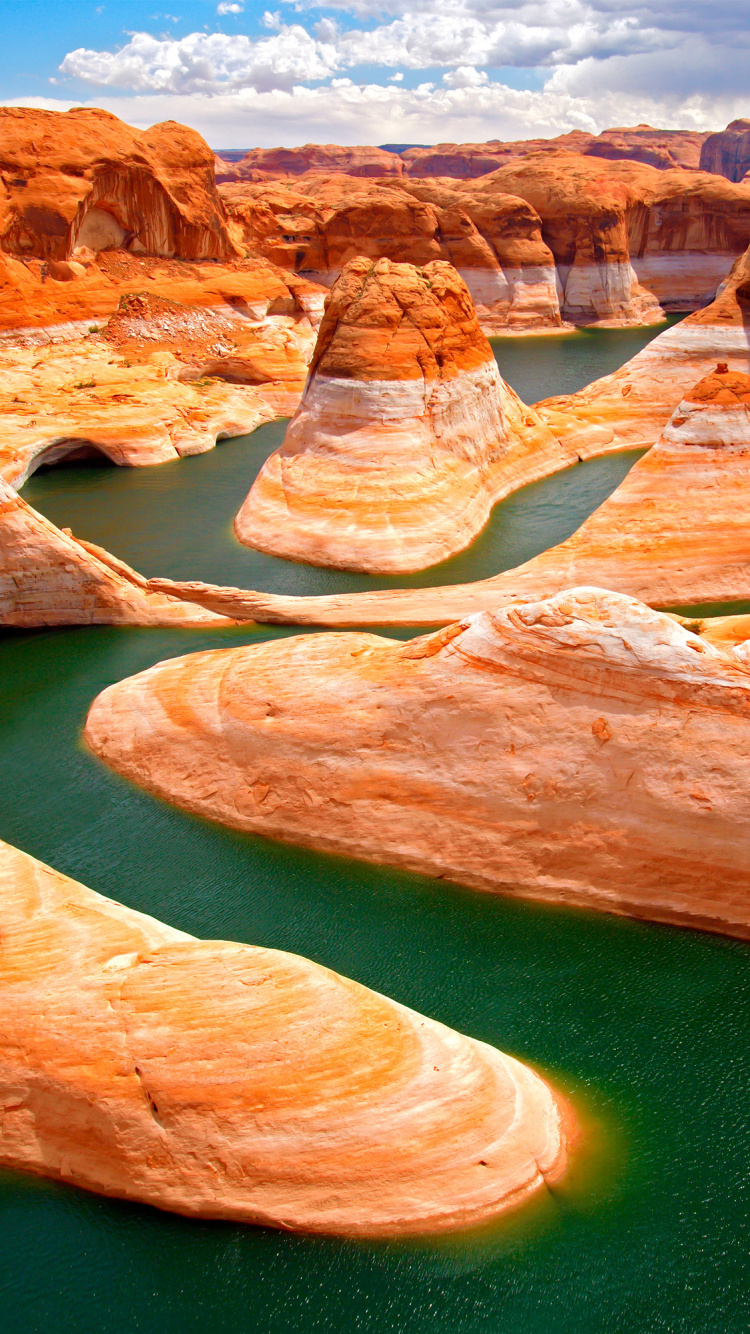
234, 256, 570, 572
84, 586, 750, 941
0, 837, 571, 1236
700, 120, 750, 183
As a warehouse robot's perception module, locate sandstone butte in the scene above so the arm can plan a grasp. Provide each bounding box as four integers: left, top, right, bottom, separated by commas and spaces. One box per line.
0, 837, 571, 1236
0, 477, 232, 627
700, 120, 750, 183
84, 586, 750, 941
221, 173, 565, 334
149, 362, 750, 627
216, 143, 405, 183
234, 257, 573, 572
0, 106, 237, 261
222, 155, 750, 331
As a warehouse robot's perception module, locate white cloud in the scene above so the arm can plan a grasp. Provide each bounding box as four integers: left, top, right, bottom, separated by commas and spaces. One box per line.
10, 79, 747, 152
217, 2, 244, 14
60, 28, 339, 94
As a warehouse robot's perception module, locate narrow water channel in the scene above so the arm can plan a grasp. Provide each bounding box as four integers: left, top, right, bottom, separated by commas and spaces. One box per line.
3, 318, 749, 1334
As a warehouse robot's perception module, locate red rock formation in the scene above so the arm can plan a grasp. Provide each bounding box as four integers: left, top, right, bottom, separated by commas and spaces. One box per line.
0, 107, 237, 261
700, 120, 750, 182
0, 478, 230, 626
84, 587, 750, 940
470, 153, 750, 323
234, 257, 571, 571
153, 360, 750, 627
223, 176, 564, 333
0, 838, 571, 1235
537, 242, 750, 459
401, 126, 707, 177
220, 144, 404, 183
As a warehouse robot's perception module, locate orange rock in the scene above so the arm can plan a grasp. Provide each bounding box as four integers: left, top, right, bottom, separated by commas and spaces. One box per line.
401, 127, 707, 178
700, 120, 750, 182
0, 837, 570, 1235
0, 478, 231, 626
150, 358, 750, 626
0, 107, 237, 261
84, 587, 750, 939
468, 153, 750, 322
222, 177, 563, 334
219, 143, 404, 182
537, 243, 750, 458
234, 257, 572, 572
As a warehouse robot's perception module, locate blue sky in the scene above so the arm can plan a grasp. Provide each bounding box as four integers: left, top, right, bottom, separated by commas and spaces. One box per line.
2, 0, 749, 148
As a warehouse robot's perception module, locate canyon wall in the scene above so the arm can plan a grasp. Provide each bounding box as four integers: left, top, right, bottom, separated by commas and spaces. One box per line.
0, 837, 570, 1235
222, 176, 564, 333
0, 107, 237, 261
84, 587, 750, 940
700, 120, 750, 183
235, 257, 571, 571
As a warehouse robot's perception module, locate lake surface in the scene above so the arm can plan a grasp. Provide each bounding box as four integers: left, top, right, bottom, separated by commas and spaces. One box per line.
4, 321, 750, 1333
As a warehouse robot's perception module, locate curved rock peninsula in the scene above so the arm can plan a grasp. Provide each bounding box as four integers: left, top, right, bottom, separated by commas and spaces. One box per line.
235, 257, 571, 571
0, 478, 230, 626
85, 588, 750, 939
0, 837, 570, 1235
151, 364, 750, 625
538, 242, 750, 458
0, 106, 235, 261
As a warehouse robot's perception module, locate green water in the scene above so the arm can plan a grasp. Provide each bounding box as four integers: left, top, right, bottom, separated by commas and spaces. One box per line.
491, 315, 683, 405
3, 325, 750, 1333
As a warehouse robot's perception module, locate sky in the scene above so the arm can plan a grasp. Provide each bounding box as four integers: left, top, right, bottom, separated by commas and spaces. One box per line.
2, 0, 749, 149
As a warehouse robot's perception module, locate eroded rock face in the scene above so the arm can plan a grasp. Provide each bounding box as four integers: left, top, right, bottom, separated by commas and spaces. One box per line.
234, 257, 571, 572
473, 154, 750, 324
84, 587, 750, 939
700, 120, 750, 183
0, 837, 570, 1235
0, 107, 237, 261
218, 143, 404, 182
221, 176, 564, 334
537, 242, 750, 459
402, 127, 708, 178
0, 479, 230, 626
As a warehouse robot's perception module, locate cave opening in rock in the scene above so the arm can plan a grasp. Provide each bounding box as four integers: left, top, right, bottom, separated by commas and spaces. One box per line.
33, 441, 116, 474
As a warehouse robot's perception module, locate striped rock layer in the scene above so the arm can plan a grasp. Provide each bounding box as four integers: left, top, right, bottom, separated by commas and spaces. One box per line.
84, 588, 750, 940
235, 257, 570, 572
0, 838, 570, 1236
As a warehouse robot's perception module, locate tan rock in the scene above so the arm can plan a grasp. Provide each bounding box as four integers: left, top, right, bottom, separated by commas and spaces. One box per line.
0, 837, 570, 1235
84, 587, 750, 939
0, 478, 231, 626
154, 362, 750, 626
700, 120, 750, 182
234, 257, 572, 572
218, 143, 405, 182
221, 176, 564, 334
0, 107, 236, 261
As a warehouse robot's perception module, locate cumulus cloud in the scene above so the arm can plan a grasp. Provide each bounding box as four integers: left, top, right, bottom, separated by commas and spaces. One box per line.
217, 2, 243, 13
60, 27, 339, 94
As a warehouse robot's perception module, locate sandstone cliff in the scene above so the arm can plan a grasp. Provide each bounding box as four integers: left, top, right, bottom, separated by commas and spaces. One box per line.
469, 154, 750, 323
234, 257, 571, 571
700, 120, 750, 182
84, 587, 750, 939
0, 107, 237, 261
401, 126, 707, 178
222, 176, 564, 333
537, 242, 750, 458
218, 144, 404, 183
0, 478, 231, 626
0, 838, 570, 1235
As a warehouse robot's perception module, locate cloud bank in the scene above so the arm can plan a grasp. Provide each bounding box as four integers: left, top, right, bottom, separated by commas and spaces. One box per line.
41, 0, 750, 145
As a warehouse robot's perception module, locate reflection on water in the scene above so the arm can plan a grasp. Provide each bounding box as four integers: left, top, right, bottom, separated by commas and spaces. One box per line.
4, 320, 750, 1334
